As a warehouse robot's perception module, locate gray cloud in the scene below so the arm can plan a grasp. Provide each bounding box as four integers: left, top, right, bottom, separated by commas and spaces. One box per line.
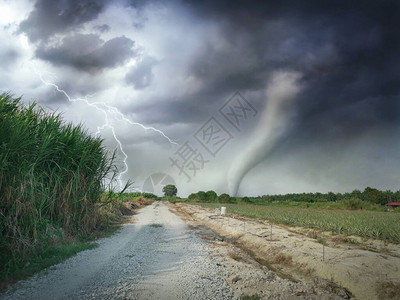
94, 24, 111, 33
4, 0, 400, 195
125, 56, 157, 89
19, 0, 109, 42
183, 0, 400, 145
0, 48, 20, 70
36, 34, 136, 72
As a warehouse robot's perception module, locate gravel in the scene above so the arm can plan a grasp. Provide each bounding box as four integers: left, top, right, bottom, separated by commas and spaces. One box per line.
1, 202, 236, 300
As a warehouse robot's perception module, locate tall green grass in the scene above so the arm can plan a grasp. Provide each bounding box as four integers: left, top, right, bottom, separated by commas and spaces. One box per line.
0, 93, 124, 278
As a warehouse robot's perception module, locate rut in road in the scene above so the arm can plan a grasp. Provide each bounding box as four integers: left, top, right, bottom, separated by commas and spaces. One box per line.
1, 202, 235, 300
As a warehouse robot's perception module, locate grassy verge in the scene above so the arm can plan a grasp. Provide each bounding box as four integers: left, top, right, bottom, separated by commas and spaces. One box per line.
197, 203, 400, 244
0, 93, 150, 288
0, 240, 98, 290
1, 195, 154, 289
0, 208, 120, 289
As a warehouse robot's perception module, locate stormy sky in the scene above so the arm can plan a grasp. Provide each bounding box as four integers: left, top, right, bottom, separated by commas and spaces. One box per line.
1, 0, 399, 196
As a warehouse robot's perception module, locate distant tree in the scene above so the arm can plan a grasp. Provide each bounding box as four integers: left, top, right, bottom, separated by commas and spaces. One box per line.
363, 187, 385, 204
194, 191, 206, 202
342, 192, 351, 199
163, 185, 177, 197
218, 193, 231, 203
206, 190, 218, 202
350, 189, 362, 199
327, 192, 337, 202
262, 195, 272, 202
188, 193, 198, 201
242, 196, 250, 203
383, 190, 393, 204
394, 190, 400, 202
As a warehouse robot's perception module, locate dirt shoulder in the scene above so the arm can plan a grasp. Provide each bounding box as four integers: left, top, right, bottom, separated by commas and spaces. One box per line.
168, 202, 400, 300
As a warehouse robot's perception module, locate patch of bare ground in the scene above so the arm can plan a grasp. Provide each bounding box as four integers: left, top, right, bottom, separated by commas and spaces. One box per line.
115, 197, 154, 224
168, 202, 400, 300
168, 203, 350, 299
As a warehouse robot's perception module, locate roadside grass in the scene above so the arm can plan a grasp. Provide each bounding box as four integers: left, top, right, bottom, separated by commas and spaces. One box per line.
274, 253, 293, 266
197, 203, 400, 244
0, 195, 152, 289
0, 241, 98, 290
0, 94, 153, 288
0, 93, 124, 269
0, 206, 124, 288
149, 223, 163, 228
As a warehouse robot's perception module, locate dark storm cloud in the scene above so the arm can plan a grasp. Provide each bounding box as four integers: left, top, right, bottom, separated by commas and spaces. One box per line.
125, 56, 157, 89
183, 0, 400, 144
94, 24, 111, 33
19, 0, 109, 42
36, 34, 136, 72
123, 88, 264, 135
123, 94, 209, 126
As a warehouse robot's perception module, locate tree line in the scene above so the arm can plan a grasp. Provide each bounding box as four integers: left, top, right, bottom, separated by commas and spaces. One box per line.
185, 187, 399, 205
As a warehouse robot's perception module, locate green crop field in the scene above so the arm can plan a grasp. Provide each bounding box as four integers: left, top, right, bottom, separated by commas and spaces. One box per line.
197, 203, 400, 244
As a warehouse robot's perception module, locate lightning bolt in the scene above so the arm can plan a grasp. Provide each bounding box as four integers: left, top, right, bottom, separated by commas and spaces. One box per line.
33, 67, 177, 190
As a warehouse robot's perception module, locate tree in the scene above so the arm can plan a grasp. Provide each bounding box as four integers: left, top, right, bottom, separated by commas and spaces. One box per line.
363, 187, 385, 204
218, 193, 231, 203
197, 191, 207, 202
188, 193, 198, 201
393, 190, 400, 202
350, 189, 362, 199
383, 190, 393, 204
327, 192, 337, 202
206, 190, 218, 202
163, 185, 177, 197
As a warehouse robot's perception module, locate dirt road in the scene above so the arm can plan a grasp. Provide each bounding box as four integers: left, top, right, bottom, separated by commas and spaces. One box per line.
1, 202, 235, 300
2, 201, 367, 300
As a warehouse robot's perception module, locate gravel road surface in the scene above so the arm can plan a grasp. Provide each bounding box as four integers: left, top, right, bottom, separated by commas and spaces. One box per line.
1, 202, 236, 300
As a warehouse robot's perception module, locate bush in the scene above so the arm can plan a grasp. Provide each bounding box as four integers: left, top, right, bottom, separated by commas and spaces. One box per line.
118, 192, 158, 200
340, 198, 366, 210
0, 93, 123, 277
242, 197, 250, 203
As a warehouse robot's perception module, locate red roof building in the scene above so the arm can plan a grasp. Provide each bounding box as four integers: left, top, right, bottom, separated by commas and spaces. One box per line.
385, 202, 400, 207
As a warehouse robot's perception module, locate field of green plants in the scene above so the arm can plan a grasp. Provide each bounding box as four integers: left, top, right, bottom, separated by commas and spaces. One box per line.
0, 93, 128, 281
198, 203, 400, 244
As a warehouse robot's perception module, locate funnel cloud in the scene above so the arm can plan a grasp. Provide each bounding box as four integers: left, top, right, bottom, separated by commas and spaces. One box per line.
229, 72, 302, 196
